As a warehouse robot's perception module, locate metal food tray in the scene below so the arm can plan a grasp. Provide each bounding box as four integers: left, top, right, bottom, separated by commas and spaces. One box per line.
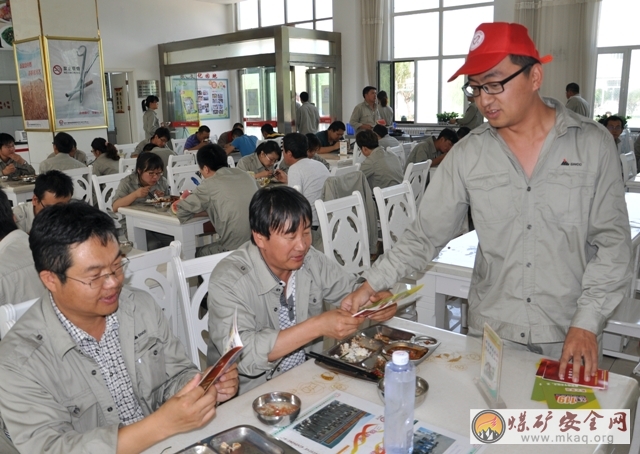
174, 425, 300, 454
313, 325, 440, 381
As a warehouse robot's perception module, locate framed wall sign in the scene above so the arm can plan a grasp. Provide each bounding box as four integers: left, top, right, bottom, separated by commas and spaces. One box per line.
14, 37, 51, 130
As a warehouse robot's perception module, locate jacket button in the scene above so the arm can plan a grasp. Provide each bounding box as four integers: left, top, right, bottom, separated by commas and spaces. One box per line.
313, 298, 317, 303
91, 370, 97, 375
274, 307, 278, 312
36, 334, 43, 340
527, 186, 531, 192
526, 297, 531, 303
73, 408, 80, 415
107, 407, 113, 412
240, 266, 246, 271
527, 224, 532, 230
153, 350, 158, 356
521, 333, 525, 338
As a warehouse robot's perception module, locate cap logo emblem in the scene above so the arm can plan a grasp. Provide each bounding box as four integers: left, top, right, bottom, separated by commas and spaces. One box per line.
470, 30, 485, 51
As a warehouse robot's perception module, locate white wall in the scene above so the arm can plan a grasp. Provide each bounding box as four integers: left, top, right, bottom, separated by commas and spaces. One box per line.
97, 0, 232, 143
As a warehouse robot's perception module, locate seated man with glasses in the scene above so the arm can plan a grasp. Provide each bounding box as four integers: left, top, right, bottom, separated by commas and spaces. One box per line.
602, 115, 628, 153
13, 170, 74, 234
132, 127, 175, 174
343, 22, 631, 385
0, 203, 238, 454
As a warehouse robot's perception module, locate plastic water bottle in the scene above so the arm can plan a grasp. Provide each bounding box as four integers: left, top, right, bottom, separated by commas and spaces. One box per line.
384, 351, 415, 454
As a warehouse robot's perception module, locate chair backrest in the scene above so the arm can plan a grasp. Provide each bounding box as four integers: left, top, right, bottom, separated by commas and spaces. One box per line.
387, 145, 406, 169
63, 165, 93, 205
210, 133, 218, 143
315, 191, 370, 274
171, 248, 233, 366
227, 156, 235, 168
331, 163, 361, 176
167, 164, 202, 196
404, 159, 432, 207
353, 143, 365, 164
336, 158, 354, 168
168, 154, 195, 170
0, 298, 38, 339
92, 171, 132, 226
172, 138, 187, 155
125, 242, 181, 334
116, 143, 137, 158
118, 157, 137, 174
621, 151, 637, 182
373, 181, 417, 252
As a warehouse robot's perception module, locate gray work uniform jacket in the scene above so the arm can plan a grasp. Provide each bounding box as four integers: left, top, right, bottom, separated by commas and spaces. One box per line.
406, 137, 438, 171
0, 229, 46, 307
456, 103, 484, 129
362, 98, 632, 344
296, 102, 320, 135
565, 95, 590, 118
47, 149, 88, 165
349, 101, 380, 131
0, 158, 35, 178
207, 242, 358, 394
114, 171, 169, 206
38, 152, 87, 173
359, 146, 404, 191
237, 152, 269, 174
0, 287, 198, 453
143, 109, 160, 140
91, 153, 120, 176
176, 167, 258, 252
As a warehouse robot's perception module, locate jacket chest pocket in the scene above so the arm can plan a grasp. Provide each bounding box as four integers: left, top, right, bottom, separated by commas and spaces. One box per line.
466, 172, 516, 224
545, 170, 595, 224
135, 337, 167, 390
63, 389, 103, 432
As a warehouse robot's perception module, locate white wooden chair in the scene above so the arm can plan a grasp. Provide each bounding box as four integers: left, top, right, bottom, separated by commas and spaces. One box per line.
387, 144, 406, 169
63, 165, 93, 205
315, 191, 370, 275
118, 157, 137, 174
116, 143, 137, 158
125, 242, 181, 336
171, 247, 233, 367
171, 138, 188, 155
621, 152, 637, 182
353, 143, 365, 164
167, 164, 202, 196
92, 171, 132, 228
402, 142, 417, 164
602, 298, 640, 362
168, 154, 195, 170
373, 181, 417, 253
227, 156, 235, 168
335, 158, 355, 168
331, 163, 361, 177
0, 298, 38, 339
404, 159, 432, 207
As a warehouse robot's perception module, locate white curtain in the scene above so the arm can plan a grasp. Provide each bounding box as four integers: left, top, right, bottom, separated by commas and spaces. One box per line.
361, 0, 385, 86
515, 0, 600, 112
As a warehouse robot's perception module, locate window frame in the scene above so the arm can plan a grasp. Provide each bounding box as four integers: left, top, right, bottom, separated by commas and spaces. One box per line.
236, 0, 332, 31
594, 45, 640, 124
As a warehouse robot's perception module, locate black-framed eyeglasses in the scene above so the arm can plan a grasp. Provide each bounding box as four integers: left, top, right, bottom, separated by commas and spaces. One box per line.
65, 258, 129, 289
462, 63, 534, 98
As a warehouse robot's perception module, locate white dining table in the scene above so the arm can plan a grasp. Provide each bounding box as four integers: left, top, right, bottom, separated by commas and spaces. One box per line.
118, 204, 209, 259
322, 152, 355, 169
141, 318, 638, 454
0, 179, 34, 206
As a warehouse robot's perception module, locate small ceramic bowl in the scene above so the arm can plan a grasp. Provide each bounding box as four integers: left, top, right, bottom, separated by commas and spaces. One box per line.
377, 376, 429, 407
252, 392, 301, 426
381, 341, 430, 366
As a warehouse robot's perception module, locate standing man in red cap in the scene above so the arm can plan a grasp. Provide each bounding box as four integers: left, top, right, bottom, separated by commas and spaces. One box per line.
342, 23, 631, 383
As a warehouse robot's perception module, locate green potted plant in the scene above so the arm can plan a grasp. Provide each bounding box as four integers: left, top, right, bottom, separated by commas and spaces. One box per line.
436, 112, 459, 124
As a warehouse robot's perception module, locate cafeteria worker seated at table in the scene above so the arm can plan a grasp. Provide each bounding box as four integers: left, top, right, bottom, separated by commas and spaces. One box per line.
206, 186, 396, 394
0, 132, 36, 177
237, 140, 282, 180
112, 153, 168, 213
0, 203, 238, 454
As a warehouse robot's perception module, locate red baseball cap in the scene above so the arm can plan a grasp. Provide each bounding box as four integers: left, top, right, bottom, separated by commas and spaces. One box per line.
448, 22, 552, 82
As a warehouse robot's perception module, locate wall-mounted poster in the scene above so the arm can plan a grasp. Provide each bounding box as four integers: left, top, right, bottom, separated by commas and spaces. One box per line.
14, 37, 50, 130
44, 37, 107, 130
0, 1, 13, 52
197, 74, 229, 120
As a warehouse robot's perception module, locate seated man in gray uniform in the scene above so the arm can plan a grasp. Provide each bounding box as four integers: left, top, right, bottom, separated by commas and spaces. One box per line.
206, 186, 396, 394
39, 132, 88, 173
0, 203, 238, 454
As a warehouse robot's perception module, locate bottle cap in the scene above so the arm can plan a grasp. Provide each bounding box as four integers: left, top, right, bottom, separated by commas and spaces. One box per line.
392, 350, 409, 365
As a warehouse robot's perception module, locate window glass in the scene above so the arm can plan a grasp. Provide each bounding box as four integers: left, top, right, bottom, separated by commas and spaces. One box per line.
416, 60, 439, 123
395, 61, 415, 122
441, 58, 466, 118
287, 0, 313, 23
442, 6, 493, 56
593, 53, 623, 119
315, 19, 333, 32
394, 13, 439, 59
394, 0, 438, 13
626, 49, 640, 128
315, 0, 332, 19
261, 0, 285, 27
598, 0, 640, 47
295, 22, 314, 30
444, 0, 493, 6
238, 0, 259, 30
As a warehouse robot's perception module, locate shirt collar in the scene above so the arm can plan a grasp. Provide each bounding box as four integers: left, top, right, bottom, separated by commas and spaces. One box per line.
49, 293, 118, 346
248, 242, 302, 295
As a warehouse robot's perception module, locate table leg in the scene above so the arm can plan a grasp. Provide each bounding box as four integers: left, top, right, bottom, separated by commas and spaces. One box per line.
435, 292, 447, 329
129, 225, 148, 252
1, 190, 18, 207
174, 226, 199, 260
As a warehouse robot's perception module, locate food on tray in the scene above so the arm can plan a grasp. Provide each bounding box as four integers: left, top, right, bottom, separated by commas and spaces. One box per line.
386, 345, 427, 361
374, 333, 391, 343
146, 195, 179, 204
219, 441, 241, 453
334, 338, 371, 363
255, 401, 299, 417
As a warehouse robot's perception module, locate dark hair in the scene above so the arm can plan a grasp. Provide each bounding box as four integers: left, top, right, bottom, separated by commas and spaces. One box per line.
197, 144, 229, 172
508, 55, 540, 76
255, 140, 282, 159
136, 152, 164, 176
456, 127, 471, 140
373, 124, 388, 138
197, 125, 210, 134
300, 91, 309, 102
54, 132, 75, 154
261, 124, 275, 134
566, 83, 580, 94
33, 170, 74, 201
153, 127, 171, 141
328, 121, 346, 132
356, 130, 379, 149
0, 133, 15, 148
0, 190, 17, 240
29, 204, 118, 283
91, 137, 120, 161
232, 128, 244, 138
142, 142, 156, 152
377, 90, 388, 107
437, 128, 459, 144
233, 122, 244, 130
249, 186, 312, 244
603, 115, 625, 128
305, 133, 321, 152
142, 95, 159, 112
283, 133, 308, 160
362, 86, 377, 98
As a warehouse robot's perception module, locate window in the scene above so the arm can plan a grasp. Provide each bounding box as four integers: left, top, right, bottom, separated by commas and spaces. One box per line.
386, 0, 493, 123
595, 0, 640, 127
237, 0, 332, 31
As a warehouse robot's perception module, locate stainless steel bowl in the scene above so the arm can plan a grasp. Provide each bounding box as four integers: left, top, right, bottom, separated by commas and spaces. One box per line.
252, 392, 301, 426
119, 240, 133, 255
377, 376, 429, 407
